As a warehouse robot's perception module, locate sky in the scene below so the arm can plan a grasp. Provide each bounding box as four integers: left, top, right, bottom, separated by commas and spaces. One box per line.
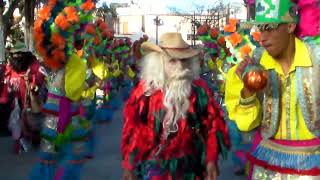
98, 0, 244, 13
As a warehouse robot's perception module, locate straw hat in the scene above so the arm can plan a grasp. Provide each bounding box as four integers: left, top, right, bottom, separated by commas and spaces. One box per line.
141, 32, 199, 59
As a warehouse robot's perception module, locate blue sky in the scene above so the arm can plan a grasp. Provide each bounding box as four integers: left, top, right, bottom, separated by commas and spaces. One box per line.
98, 0, 244, 13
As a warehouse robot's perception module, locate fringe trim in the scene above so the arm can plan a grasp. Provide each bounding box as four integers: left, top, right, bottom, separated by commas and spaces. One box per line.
248, 153, 320, 176
251, 143, 320, 170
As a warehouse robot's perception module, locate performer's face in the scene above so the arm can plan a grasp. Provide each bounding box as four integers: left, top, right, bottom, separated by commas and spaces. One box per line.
164, 57, 193, 81
9, 52, 34, 73
259, 23, 296, 59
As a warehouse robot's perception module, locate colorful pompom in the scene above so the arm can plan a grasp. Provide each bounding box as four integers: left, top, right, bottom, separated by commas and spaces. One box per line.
34, 0, 95, 70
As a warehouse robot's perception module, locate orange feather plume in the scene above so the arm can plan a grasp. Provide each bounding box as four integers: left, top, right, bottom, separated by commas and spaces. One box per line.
51, 33, 66, 50
228, 32, 242, 46
252, 31, 261, 42
38, 6, 52, 21
240, 44, 252, 58
224, 24, 236, 33
52, 50, 66, 63
229, 18, 238, 26
55, 13, 70, 30
36, 44, 47, 57
81, 0, 95, 12
64, 6, 80, 23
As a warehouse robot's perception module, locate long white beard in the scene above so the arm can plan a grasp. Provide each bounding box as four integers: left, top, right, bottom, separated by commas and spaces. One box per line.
162, 69, 193, 138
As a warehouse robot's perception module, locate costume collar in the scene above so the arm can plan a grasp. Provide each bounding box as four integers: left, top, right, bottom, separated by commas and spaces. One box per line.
260, 38, 312, 75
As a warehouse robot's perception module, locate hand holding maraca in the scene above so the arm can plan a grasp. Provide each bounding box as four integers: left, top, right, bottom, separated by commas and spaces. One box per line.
236, 56, 268, 98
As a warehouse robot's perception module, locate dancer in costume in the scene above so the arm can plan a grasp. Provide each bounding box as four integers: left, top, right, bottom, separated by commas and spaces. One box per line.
2, 42, 45, 154
197, 20, 260, 176
78, 18, 114, 155
224, 19, 262, 176
121, 32, 230, 180
83, 23, 123, 122
225, 0, 320, 179
30, 0, 96, 179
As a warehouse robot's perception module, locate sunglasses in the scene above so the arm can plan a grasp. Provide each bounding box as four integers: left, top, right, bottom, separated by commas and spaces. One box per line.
256, 23, 282, 32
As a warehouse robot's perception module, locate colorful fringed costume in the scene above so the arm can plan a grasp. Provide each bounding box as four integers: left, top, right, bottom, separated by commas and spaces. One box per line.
30, 0, 96, 179
29, 54, 91, 180
80, 68, 102, 158
121, 80, 230, 179
93, 80, 115, 122
197, 19, 260, 175
225, 0, 320, 179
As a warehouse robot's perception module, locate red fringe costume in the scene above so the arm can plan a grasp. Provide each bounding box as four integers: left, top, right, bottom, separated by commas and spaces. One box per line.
121, 79, 230, 179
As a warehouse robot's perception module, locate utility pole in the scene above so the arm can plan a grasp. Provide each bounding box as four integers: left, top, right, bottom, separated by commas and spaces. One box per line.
142, 15, 145, 32
226, 3, 230, 24
154, 16, 163, 45
193, 11, 196, 46
190, 13, 194, 45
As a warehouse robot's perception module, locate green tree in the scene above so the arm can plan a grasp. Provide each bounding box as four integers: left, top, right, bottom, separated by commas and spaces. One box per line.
96, 2, 117, 20
0, 0, 21, 62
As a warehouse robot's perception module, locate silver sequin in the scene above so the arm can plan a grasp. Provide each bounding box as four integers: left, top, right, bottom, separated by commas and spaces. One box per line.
40, 139, 56, 153
43, 115, 58, 130
285, 77, 291, 140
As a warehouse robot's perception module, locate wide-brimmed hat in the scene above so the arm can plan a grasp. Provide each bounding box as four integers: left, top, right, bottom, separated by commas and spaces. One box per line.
141, 32, 199, 59
9, 41, 31, 54
254, 0, 298, 24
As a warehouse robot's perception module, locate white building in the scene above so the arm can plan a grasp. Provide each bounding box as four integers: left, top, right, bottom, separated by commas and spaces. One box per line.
111, 2, 247, 45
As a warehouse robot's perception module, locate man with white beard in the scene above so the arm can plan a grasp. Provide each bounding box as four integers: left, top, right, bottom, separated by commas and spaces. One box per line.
121, 33, 230, 180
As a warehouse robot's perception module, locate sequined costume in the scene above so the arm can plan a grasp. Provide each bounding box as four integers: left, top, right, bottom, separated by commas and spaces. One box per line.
30, 54, 90, 180
30, 0, 97, 178
225, 38, 320, 179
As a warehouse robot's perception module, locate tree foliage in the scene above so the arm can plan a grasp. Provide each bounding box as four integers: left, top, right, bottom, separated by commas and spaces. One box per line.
96, 2, 117, 20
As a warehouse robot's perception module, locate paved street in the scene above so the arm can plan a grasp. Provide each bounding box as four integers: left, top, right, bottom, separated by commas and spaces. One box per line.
0, 94, 247, 180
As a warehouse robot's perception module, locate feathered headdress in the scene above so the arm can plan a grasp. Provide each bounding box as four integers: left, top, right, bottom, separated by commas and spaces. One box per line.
197, 23, 226, 59
111, 38, 132, 62
223, 18, 261, 64
34, 0, 96, 70
132, 35, 148, 60
82, 18, 114, 61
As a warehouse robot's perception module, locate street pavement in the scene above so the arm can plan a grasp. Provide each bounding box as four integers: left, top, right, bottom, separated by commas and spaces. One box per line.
0, 93, 247, 180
